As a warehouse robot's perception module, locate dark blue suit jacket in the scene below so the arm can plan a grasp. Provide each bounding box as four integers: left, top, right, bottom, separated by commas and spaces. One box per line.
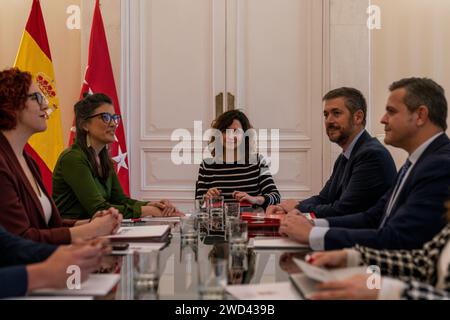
324, 133, 450, 250
298, 130, 397, 218
0, 227, 56, 298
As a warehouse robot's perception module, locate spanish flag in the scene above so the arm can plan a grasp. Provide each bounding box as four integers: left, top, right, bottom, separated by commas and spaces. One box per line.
14, 0, 64, 194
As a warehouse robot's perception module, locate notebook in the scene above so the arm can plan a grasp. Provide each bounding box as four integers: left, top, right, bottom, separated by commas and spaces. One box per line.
32, 274, 120, 297
226, 282, 302, 300
290, 258, 366, 298
111, 242, 167, 255
106, 225, 171, 242
250, 237, 309, 249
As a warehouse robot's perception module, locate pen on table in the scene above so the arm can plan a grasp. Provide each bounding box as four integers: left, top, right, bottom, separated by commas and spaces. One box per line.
122, 218, 144, 225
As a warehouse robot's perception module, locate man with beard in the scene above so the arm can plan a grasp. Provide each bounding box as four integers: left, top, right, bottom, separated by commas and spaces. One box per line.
267, 87, 396, 218
280, 78, 450, 251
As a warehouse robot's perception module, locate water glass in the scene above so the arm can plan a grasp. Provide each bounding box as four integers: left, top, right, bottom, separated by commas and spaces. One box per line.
196, 213, 210, 238
198, 259, 228, 300
208, 196, 224, 210
195, 198, 207, 213
209, 209, 224, 233
180, 216, 198, 242
228, 221, 248, 253
228, 253, 248, 285
224, 202, 240, 228
133, 250, 160, 299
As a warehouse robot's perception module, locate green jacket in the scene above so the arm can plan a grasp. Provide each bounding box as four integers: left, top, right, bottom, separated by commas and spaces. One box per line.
52, 143, 146, 219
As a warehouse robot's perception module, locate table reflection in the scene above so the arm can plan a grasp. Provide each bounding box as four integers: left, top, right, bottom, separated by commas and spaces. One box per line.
106, 209, 309, 300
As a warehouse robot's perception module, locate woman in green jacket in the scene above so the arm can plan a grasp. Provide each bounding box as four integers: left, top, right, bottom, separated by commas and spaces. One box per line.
53, 93, 183, 220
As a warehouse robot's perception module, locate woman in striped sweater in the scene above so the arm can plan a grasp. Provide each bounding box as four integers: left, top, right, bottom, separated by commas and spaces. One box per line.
195, 110, 280, 208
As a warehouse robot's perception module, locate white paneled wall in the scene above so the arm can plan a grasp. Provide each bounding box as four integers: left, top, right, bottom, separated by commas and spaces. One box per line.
371, 0, 450, 168
118, 0, 450, 203
325, 0, 371, 177
123, 0, 326, 208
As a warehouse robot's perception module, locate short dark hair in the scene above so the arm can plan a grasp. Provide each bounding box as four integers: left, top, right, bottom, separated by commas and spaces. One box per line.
0, 68, 33, 130
389, 77, 448, 131
211, 109, 253, 133
74, 93, 114, 179
209, 110, 254, 160
322, 87, 367, 126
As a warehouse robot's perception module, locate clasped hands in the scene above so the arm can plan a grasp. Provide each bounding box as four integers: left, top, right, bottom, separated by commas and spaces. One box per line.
205, 188, 264, 205
142, 199, 185, 217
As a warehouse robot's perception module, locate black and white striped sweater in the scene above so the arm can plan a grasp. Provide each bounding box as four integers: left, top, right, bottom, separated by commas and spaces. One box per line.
195, 154, 280, 207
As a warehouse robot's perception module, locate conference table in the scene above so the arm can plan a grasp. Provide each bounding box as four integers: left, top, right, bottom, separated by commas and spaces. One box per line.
100, 208, 311, 300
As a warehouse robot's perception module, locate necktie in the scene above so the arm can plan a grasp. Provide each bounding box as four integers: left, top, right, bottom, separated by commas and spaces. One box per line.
335, 155, 348, 191
379, 159, 412, 228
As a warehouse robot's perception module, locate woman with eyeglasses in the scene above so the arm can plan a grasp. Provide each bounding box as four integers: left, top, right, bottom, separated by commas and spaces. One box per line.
52, 93, 183, 220
0, 68, 121, 244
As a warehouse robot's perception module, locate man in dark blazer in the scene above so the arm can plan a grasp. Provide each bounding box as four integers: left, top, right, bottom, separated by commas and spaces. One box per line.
0, 226, 106, 298
267, 87, 397, 218
280, 77, 450, 251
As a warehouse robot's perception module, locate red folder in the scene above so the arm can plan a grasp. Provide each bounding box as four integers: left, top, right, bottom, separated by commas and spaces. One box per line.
241, 213, 282, 237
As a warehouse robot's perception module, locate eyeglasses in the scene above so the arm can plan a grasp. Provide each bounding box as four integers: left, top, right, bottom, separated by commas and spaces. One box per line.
85, 112, 121, 125
27, 92, 48, 108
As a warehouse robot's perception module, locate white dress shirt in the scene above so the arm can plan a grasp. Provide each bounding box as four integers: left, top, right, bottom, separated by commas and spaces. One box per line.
37, 183, 52, 225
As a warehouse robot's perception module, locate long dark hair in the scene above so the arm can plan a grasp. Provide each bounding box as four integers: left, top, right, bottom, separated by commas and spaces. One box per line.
74, 93, 113, 179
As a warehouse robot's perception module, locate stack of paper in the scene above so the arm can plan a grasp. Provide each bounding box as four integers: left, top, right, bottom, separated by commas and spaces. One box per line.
111, 242, 167, 255
290, 258, 366, 298
106, 225, 170, 242
122, 216, 184, 224
12, 296, 94, 300
32, 274, 120, 297
142, 217, 181, 222
250, 237, 309, 249
226, 282, 302, 300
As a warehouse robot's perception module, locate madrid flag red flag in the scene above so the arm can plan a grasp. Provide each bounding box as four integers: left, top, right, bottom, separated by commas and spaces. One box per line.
14, 0, 64, 194
69, 0, 130, 195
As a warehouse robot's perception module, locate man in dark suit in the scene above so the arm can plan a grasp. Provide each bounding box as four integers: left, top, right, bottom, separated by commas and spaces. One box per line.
280, 77, 450, 251
267, 87, 397, 218
0, 226, 106, 298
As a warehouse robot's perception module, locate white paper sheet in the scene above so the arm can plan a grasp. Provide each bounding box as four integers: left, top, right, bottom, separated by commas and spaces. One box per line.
250, 237, 309, 249
293, 258, 367, 282
33, 274, 120, 296
106, 225, 169, 240
293, 258, 335, 282
12, 296, 94, 300
290, 258, 368, 298
142, 214, 190, 222
226, 282, 302, 300
111, 242, 167, 255
122, 216, 185, 224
